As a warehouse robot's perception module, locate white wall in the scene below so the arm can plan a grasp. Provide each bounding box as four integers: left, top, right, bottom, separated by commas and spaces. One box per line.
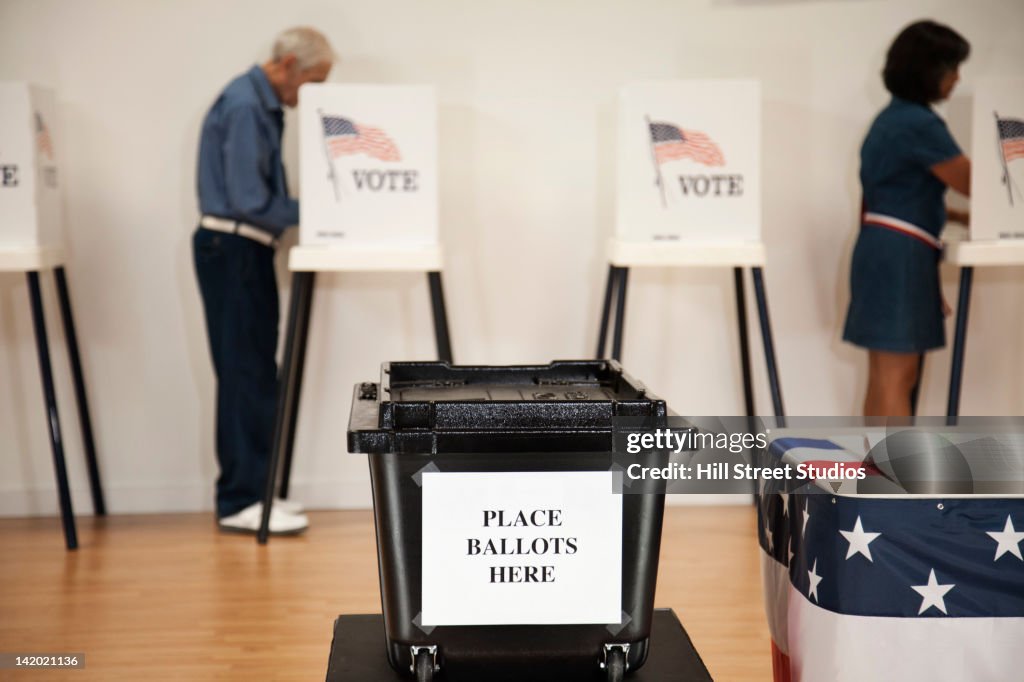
1, 0, 1022, 516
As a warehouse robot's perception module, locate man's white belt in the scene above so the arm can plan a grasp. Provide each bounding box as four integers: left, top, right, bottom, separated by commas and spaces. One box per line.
862, 212, 942, 251
199, 215, 279, 248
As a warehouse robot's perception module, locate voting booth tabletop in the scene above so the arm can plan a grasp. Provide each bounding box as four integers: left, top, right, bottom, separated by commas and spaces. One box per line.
324, 610, 712, 682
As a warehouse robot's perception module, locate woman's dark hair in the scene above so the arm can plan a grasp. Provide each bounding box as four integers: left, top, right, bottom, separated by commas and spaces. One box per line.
883, 20, 970, 104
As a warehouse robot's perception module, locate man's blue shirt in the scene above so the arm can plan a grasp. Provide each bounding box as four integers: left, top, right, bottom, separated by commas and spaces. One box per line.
197, 65, 298, 235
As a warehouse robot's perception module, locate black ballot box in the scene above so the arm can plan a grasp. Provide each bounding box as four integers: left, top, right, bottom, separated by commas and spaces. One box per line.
347, 361, 695, 681
325, 610, 713, 681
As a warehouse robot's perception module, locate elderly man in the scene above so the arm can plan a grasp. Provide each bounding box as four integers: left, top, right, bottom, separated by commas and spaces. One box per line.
193, 27, 333, 534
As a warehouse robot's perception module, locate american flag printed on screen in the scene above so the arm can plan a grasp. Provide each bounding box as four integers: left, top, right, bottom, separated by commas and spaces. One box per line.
321, 115, 400, 162
758, 437, 1024, 682
997, 116, 1024, 163
35, 112, 53, 160
648, 122, 724, 166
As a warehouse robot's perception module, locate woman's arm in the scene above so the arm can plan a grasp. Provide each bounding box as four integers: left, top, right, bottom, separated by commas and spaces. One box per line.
931, 155, 971, 196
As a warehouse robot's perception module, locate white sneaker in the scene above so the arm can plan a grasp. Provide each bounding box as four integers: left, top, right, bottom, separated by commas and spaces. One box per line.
274, 498, 305, 515
218, 502, 308, 536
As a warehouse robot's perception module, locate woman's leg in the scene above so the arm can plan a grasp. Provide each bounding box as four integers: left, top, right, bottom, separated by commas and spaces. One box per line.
864, 350, 922, 417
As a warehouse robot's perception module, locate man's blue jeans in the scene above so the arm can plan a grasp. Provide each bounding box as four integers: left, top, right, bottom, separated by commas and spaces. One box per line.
193, 227, 279, 518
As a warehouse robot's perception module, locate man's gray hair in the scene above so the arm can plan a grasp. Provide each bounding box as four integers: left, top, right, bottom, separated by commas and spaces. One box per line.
272, 27, 335, 70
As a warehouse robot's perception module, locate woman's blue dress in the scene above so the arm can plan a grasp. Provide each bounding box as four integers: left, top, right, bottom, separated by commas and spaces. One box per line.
843, 97, 962, 353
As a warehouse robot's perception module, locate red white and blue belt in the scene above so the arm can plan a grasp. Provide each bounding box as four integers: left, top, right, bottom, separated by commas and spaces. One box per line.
862, 212, 942, 251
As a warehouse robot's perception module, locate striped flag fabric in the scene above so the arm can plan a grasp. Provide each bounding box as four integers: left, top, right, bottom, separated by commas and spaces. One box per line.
321, 115, 400, 162
997, 115, 1024, 163
758, 437, 1024, 681
35, 112, 53, 159
648, 122, 724, 166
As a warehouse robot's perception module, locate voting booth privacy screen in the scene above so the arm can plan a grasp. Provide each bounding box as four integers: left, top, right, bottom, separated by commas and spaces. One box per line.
616, 80, 761, 244
298, 83, 438, 247
0, 83, 63, 250
971, 77, 1024, 241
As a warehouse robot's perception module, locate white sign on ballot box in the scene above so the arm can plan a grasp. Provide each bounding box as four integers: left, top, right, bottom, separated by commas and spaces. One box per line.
298, 83, 437, 247
971, 78, 1024, 241
617, 80, 761, 244
421, 471, 622, 627
0, 83, 63, 250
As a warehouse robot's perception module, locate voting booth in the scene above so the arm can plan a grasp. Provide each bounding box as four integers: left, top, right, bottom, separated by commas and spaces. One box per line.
257, 85, 453, 542
943, 78, 1024, 418
969, 77, 1024, 242
0, 82, 64, 249
598, 80, 783, 419
298, 84, 438, 247
616, 80, 761, 244
0, 83, 104, 551
343, 361, 709, 682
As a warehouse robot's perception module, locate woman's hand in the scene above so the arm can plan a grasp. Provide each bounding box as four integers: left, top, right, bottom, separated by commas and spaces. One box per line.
942, 294, 952, 318
947, 207, 970, 225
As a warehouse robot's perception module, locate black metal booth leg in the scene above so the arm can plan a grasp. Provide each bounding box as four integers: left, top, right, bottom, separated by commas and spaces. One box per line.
27, 271, 78, 550
277, 271, 317, 501
596, 264, 618, 359
946, 266, 974, 424
752, 267, 785, 421
54, 266, 106, 515
427, 271, 453, 364
733, 267, 755, 417
259, 271, 316, 544
611, 267, 630, 362
734, 267, 759, 498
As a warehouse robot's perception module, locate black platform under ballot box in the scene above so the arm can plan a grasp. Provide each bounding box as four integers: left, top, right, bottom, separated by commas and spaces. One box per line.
325, 610, 713, 681
344, 361, 708, 682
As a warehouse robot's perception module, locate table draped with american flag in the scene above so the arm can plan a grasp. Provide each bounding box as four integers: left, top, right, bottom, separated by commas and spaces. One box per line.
758, 436, 1024, 682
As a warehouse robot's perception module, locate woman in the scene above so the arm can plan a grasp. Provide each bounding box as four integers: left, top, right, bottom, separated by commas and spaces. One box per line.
843, 20, 971, 417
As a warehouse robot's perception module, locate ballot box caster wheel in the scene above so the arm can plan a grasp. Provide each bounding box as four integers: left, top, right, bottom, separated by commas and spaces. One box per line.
414, 653, 432, 682
411, 646, 438, 682
601, 644, 628, 682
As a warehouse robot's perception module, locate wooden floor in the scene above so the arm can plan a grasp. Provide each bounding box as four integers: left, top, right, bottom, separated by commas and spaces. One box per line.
0, 506, 771, 681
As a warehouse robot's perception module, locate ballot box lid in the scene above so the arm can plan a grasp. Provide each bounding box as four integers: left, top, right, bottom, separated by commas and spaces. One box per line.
347, 360, 669, 454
